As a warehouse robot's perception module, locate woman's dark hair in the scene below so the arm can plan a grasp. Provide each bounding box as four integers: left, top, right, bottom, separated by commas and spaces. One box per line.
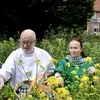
69, 38, 86, 57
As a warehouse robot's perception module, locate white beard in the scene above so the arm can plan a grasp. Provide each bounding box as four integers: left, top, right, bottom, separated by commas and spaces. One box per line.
22, 45, 35, 55
23, 48, 34, 55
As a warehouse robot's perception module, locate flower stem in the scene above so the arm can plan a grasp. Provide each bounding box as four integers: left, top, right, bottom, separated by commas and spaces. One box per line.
21, 63, 30, 81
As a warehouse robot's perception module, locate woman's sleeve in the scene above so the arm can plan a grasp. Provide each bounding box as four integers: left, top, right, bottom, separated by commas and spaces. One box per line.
91, 60, 95, 66
53, 59, 66, 76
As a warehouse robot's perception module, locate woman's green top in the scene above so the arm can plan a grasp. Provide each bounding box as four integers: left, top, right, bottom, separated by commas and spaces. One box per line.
53, 55, 94, 85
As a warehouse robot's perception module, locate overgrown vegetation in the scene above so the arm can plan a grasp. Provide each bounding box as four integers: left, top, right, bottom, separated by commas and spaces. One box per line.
0, 30, 100, 99
0, 30, 100, 63
0, 37, 19, 63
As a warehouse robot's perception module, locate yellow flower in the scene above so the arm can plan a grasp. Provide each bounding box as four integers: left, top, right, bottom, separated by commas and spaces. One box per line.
93, 76, 99, 81
49, 58, 57, 63
67, 97, 73, 100
85, 57, 92, 63
10, 94, 14, 98
28, 95, 32, 99
91, 85, 94, 89
81, 75, 89, 83
66, 62, 70, 68
94, 63, 100, 68
56, 87, 70, 98
75, 75, 79, 79
74, 80, 79, 84
71, 71, 76, 75
17, 59, 23, 66
82, 68, 86, 72
79, 82, 84, 88
42, 98, 49, 100
34, 59, 40, 63
40, 92, 47, 98
46, 76, 60, 88
8, 98, 12, 100
75, 65, 79, 70
68, 84, 70, 87
22, 93, 27, 97
95, 69, 100, 74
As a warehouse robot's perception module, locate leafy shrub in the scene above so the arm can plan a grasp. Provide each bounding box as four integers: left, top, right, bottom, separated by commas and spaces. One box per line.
0, 31, 100, 99
38, 33, 100, 63
0, 37, 19, 63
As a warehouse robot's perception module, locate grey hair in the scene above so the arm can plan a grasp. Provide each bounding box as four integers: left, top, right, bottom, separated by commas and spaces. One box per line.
20, 29, 37, 40
32, 31, 36, 40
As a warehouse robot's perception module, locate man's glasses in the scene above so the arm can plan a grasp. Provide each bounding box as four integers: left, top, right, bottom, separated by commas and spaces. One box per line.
20, 40, 34, 47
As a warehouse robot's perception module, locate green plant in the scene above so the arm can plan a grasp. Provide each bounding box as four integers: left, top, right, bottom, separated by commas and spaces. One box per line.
0, 82, 16, 100
0, 31, 100, 99
0, 37, 18, 62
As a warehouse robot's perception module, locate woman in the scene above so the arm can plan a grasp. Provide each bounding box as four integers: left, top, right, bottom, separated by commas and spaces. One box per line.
53, 38, 95, 86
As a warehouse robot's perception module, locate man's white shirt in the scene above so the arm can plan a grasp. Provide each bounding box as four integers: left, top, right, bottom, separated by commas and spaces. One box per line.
0, 47, 55, 88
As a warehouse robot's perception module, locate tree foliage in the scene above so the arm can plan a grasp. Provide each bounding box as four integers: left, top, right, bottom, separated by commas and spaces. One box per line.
0, 0, 95, 39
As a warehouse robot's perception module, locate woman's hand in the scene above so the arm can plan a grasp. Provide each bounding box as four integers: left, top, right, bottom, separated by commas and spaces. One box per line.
87, 66, 95, 74
57, 76, 64, 87
55, 72, 61, 77
55, 72, 64, 87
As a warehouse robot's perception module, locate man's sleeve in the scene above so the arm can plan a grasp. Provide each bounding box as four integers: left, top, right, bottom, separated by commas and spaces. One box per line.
0, 52, 15, 82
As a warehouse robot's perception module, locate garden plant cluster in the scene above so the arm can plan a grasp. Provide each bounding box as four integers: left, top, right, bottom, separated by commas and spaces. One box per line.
0, 32, 100, 100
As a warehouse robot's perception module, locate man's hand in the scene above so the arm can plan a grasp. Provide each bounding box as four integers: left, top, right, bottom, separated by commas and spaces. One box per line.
44, 72, 53, 79
0, 75, 4, 90
87, 66, 95, 74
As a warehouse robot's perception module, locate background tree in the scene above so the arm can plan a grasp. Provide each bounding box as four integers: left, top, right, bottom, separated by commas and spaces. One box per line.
0, 0, 95, 39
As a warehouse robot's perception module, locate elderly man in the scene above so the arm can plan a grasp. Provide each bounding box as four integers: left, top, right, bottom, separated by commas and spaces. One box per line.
0, 29, 55, 89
